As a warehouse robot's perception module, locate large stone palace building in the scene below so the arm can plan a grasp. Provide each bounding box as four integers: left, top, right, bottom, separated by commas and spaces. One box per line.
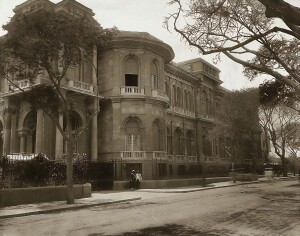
0, 0, 252, 180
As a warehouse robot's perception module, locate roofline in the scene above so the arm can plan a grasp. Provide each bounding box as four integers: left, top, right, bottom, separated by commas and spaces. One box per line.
176, 57, 221, 72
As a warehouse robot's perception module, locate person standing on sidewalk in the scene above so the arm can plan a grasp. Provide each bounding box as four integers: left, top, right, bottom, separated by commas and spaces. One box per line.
129, 170, 136, 190
135, 170, 142, 189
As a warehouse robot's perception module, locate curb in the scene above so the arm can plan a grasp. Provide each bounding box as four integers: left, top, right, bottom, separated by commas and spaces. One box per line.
138, 177, 297, 193
0, 197, 141, 220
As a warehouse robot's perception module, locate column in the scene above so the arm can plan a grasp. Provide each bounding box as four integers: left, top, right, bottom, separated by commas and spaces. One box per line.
10, 113, 18, 153
92, 45, 97, 85
3, 111, 11, 155
91, 99, 98, 161
26, 133, 33, 153
18, 131, 27, 153
55, 112, 64, 159
35, 109, 44, 153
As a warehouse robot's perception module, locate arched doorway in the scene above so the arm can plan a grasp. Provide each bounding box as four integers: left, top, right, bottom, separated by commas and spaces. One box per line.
23, 111, 37, 153
63, 111, 83, 155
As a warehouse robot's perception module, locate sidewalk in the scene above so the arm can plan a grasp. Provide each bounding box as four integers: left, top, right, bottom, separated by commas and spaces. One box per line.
0, 177, 296, 219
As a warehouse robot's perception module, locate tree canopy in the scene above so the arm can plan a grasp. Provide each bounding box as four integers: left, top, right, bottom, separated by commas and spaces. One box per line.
0, 9, 115, 204
165, 0, 300, 93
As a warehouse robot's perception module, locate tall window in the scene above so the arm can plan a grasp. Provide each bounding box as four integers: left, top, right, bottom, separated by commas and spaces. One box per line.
167, 127, 172, 154
125, 118, 140, 151
125, 58, 139, 87
174, 128, 182, 155
184, 90, 188, 110
172, 85, 176, 106
202, 134, 212, 156
202, 91, 209, 115
177, 87, 181, 107
150, 62, 158, 90
186, 131, 193, 156
152, 121, 161, 151
165, 82, 170, 99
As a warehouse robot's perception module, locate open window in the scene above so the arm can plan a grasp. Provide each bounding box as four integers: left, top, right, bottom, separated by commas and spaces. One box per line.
125, 58, 139, 87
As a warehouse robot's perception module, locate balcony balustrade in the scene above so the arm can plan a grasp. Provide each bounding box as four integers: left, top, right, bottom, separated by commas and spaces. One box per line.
67, 80, 95, 94
199, 114, 215, 121
152, 151, 168, 160
175, 155, 186, 163
187, 156, 198, 163
7, 77, 43, 93
120, 86, 145, 95
167, 106, 196, 117
151, 90, 169, 102
121, 151, 146, 160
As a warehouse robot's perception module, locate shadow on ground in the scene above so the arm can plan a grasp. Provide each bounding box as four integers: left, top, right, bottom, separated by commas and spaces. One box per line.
88, 224, 231, 236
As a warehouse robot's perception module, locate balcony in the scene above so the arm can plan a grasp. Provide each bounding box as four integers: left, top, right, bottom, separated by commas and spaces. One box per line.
151, 90, 169, 102
120, 87, 145, 95
167, 106, 196, 118
121, 151, 146, 160
198, 114, 215, 122
67, 80, 96, 94
152, 151, 168, 160
187, 156, 198, 163
176, 155, 186, 163
6, 77, 44, 93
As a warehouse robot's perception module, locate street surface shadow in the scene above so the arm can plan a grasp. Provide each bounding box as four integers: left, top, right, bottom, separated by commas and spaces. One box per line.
89, 224, 231, 236
287, 183, 300, 187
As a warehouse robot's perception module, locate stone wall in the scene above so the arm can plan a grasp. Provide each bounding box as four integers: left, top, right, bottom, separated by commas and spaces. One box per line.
0, 184, 91, 207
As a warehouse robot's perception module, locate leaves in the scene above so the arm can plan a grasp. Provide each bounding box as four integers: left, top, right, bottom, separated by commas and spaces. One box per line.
24, 84, 63, 114
259, 79, 299, 108
166, 0, 300, 92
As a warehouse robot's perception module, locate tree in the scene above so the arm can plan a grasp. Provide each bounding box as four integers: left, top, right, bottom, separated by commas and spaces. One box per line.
259, 79, 300, 112
214, 88, 262, 172
0, 10, 114, 204
165, 0, 300, 93
259, 104, 300, 176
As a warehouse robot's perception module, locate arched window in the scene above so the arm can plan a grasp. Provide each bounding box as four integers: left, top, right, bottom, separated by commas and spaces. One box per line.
23, 110, 37, 153
167, 127, 172, 154
184, 90, 188, 110
124, 58, 139, 87
152, 121, 161, 151
186, 130, 194, 156
125, 118, 141, 151
165, 81, 170, 99
150, 62, 158, 90
172, 85, 176, 106
63, 111, 83, 154
202, 133, 212, 156
177, 87, 181, 107
201, 91, 209, 115
174, 128, 182, 155
189, 92, 193, 111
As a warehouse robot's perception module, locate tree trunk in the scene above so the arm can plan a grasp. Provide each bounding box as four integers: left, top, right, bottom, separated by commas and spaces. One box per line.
281, 156, 288, 177
66, 142, 74, 204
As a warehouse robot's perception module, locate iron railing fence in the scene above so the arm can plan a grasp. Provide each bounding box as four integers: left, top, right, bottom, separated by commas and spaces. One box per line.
0, 156, 114, 190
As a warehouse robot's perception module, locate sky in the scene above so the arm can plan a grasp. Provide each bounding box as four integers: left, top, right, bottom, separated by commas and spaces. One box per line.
0, 0, 298, 90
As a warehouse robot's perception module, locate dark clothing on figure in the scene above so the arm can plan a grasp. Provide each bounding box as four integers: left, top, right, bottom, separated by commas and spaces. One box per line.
129, 172, 136, 189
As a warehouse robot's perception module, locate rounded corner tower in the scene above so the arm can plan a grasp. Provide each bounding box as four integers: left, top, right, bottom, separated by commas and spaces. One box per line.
97, 30, 175, 179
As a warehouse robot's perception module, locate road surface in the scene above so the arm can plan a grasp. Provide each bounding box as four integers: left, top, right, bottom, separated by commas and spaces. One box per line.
0, 180, 299, 235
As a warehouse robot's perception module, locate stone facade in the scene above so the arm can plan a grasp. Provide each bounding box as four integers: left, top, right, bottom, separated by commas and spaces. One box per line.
0, 0, 241, 180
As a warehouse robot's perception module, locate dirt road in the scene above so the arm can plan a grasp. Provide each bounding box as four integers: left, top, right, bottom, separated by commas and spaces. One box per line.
0, 180, 299, 235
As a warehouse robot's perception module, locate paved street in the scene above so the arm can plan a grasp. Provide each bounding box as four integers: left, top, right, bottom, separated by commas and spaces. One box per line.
0, 180, 299, 236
